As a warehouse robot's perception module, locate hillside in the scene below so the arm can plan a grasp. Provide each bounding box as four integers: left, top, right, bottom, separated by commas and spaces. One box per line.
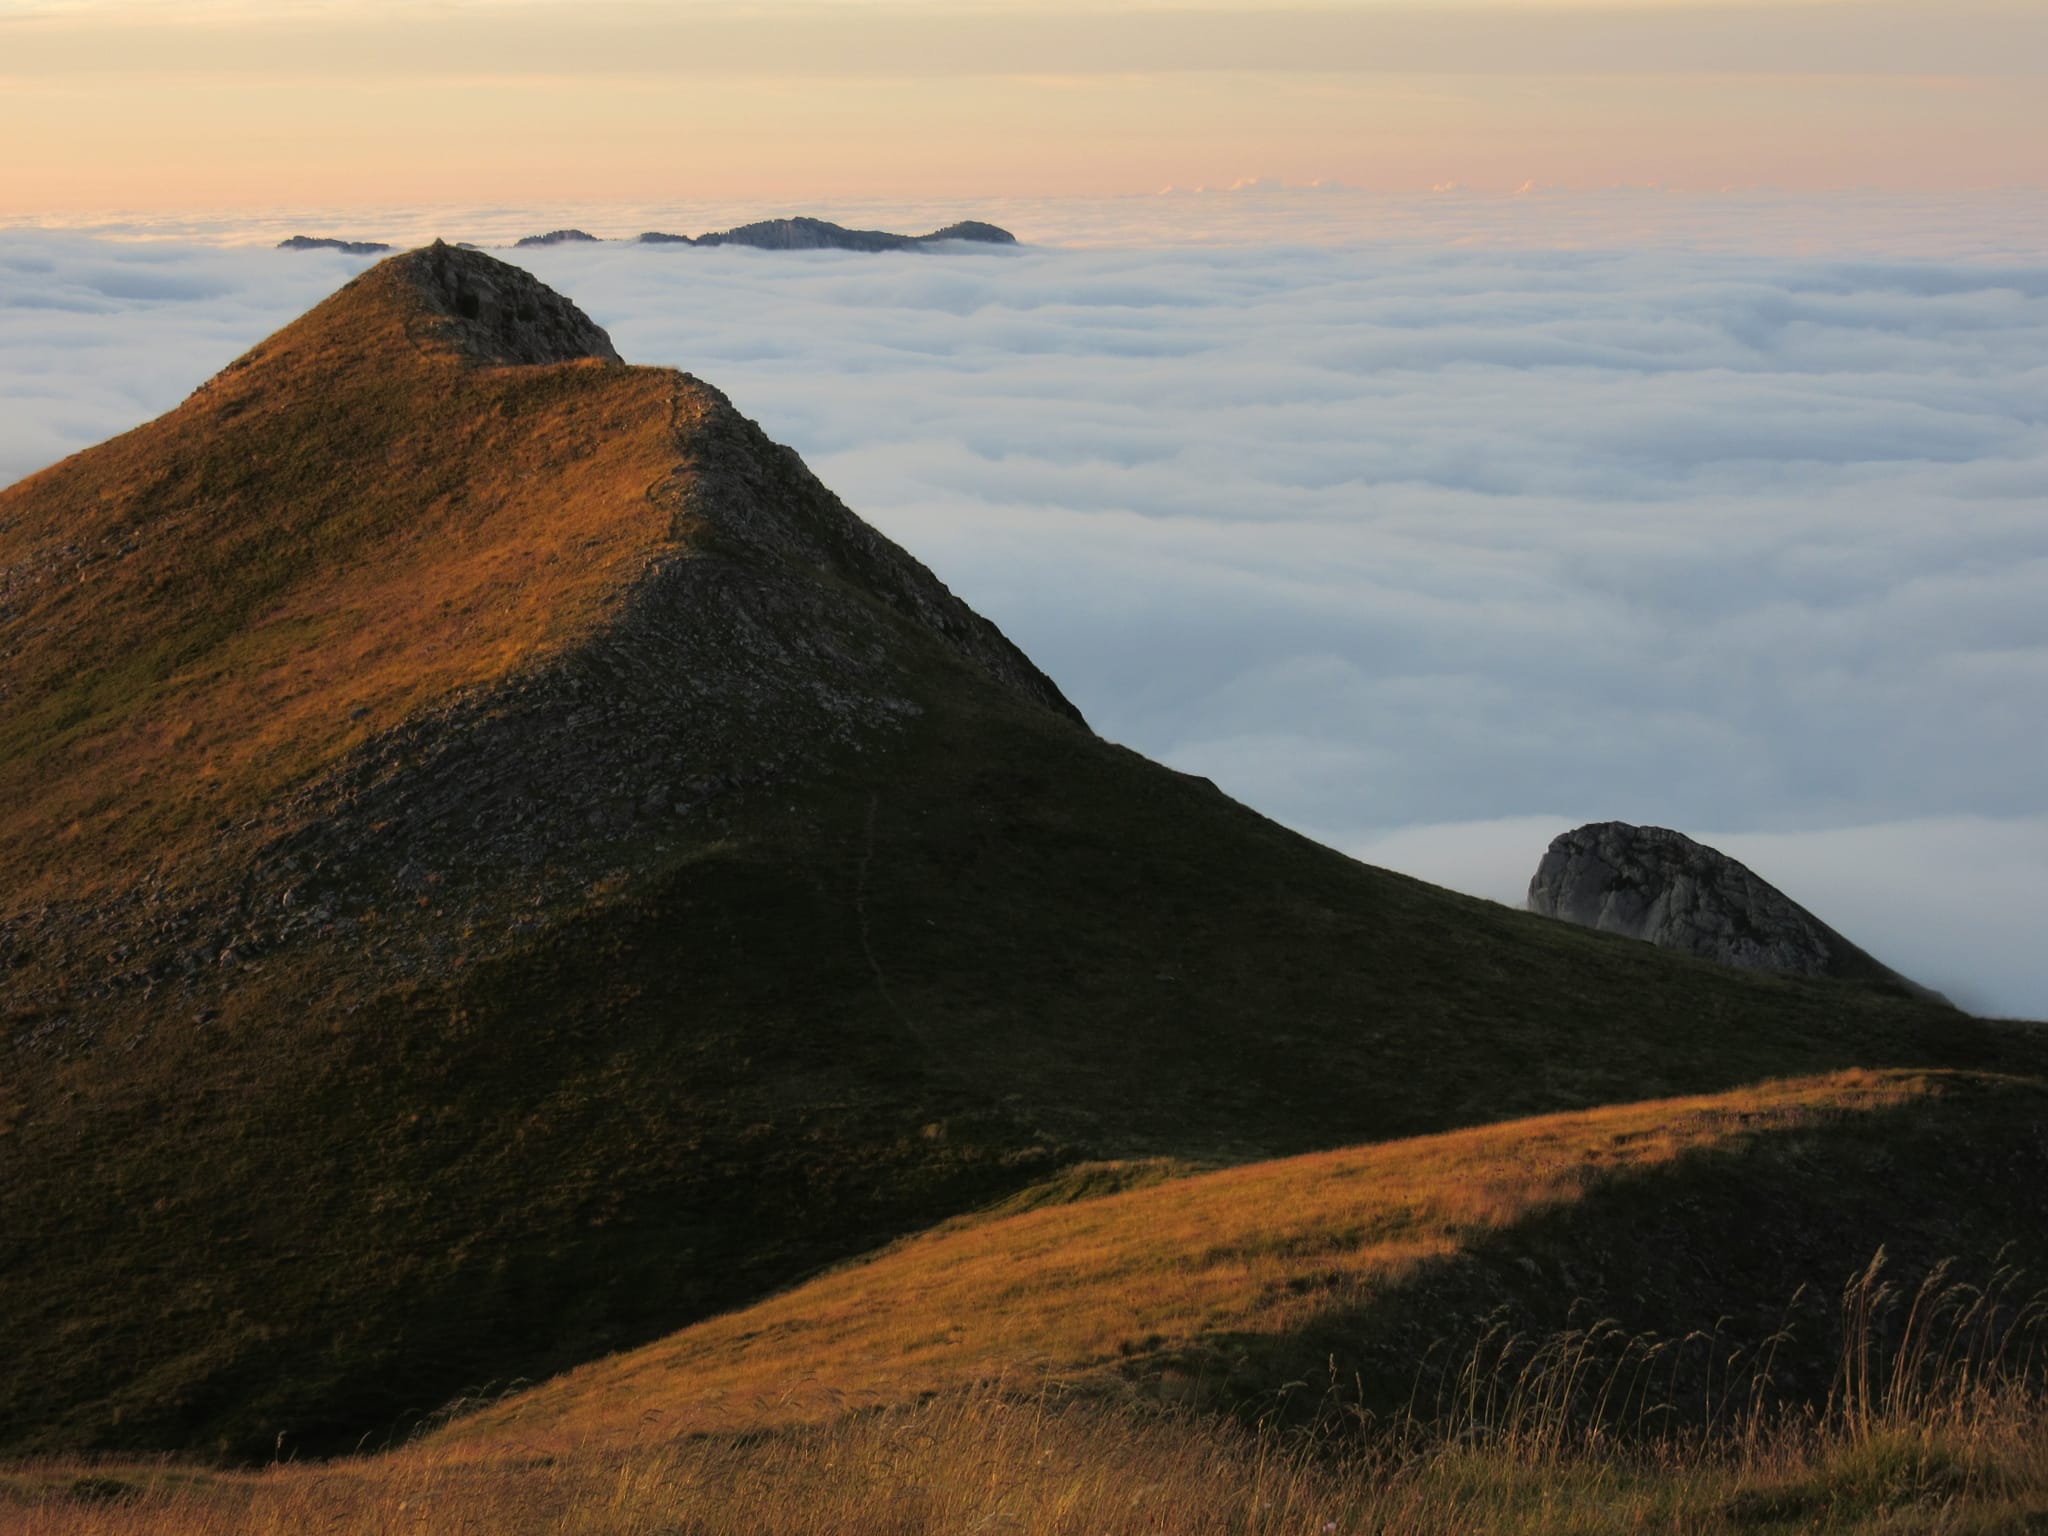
0, 246, 2039, 1460
441, 1068, 2048, 1451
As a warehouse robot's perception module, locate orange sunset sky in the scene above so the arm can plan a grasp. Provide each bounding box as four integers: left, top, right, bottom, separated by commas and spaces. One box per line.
1, 0, 2044, 212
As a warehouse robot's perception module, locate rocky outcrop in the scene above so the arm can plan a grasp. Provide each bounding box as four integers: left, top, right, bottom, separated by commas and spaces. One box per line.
396, 240, 623, 366
278, 235, 392, 254
1528, 822, 1946, 1002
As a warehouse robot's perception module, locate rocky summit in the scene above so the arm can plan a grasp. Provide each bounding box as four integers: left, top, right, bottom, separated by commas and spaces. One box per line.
401, 239, 623, 365
1527, 821, 1944, 1001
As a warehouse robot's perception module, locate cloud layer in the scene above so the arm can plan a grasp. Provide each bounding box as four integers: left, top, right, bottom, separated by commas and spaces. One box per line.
4, 199, 2045, 1015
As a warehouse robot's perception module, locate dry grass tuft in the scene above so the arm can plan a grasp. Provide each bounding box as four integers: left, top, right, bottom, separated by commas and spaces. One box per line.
6, 1263, 2043, 1536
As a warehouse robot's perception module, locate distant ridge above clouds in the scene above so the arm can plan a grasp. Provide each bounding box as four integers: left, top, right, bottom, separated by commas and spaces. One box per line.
513, 228, 601, 248
279, 218, 1019, 256
276, 235, 392, 254
616, 217, 1016, 252
69, 187, 2048, 258
680, 217, 1016, 252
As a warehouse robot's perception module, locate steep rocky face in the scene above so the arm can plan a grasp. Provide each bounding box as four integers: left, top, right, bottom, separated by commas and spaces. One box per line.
1528, 822, 1945, 1001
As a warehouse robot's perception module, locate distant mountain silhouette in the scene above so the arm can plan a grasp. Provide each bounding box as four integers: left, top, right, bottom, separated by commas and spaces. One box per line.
287, 221, 1020, 257
514, 228, 602, 247
277, 235, 393, 254
625, 217, 1017, 251
678, 216, 1017, 251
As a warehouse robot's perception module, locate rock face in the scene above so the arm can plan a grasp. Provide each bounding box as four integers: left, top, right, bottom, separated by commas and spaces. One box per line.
1528, 822, 1945, 1001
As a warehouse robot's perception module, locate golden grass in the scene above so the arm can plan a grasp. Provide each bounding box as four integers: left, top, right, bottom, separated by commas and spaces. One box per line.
5, 1355, 2041, 1536
438, 1069, 1940, 1451
4, 1072, 2041, 1533
0, 258, 691, 899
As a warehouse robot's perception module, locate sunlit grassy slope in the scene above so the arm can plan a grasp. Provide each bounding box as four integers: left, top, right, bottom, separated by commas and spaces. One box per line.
9, 1382, 2048, 1536
0, 257, 680, 900
9, 1079, 2046, 1535
442, 1069, 2048, 1451
2, 248, 2040, 1461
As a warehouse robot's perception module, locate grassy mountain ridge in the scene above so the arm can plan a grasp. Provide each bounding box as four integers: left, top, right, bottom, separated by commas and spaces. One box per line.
1, 247, 2037, 1460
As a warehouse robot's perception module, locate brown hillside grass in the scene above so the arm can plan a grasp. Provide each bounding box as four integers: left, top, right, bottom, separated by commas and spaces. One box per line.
436, 1069, 1976, 1452
6, 1264, 2043, 1536
0, 259, 687, 899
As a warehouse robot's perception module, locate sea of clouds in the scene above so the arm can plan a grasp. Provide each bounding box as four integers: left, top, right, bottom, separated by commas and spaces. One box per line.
4, 190, 2045, 1016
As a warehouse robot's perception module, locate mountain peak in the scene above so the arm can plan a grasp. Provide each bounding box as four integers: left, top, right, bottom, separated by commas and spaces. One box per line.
0, 244, 1075, 944
385, 241, 622, 366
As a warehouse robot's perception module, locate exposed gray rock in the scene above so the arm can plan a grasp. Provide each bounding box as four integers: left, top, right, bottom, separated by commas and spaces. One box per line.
1528, 821, 1947, 1003
395, 241, 622, 366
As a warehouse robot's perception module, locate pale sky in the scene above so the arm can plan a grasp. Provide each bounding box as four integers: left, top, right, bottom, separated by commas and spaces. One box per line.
1, 0, 2043, 212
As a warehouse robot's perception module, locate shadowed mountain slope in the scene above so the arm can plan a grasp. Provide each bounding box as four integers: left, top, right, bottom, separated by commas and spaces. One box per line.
0, 248, 2038, 1460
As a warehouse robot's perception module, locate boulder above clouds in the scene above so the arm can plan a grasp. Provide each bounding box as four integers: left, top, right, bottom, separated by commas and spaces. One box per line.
1529, 821, 1948, 1004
